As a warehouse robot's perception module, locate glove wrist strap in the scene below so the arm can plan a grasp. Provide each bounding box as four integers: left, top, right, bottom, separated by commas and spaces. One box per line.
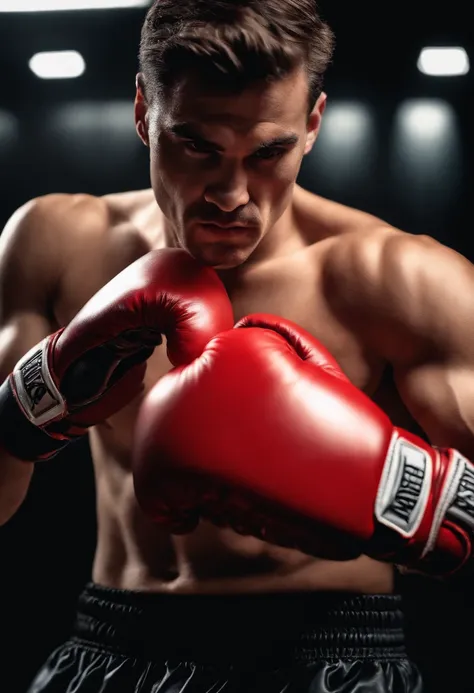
0, 377, 71, 462
12, 333, 67, 426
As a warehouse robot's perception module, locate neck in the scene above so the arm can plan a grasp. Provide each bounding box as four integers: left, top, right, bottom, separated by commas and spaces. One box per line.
242, 199, 303, 267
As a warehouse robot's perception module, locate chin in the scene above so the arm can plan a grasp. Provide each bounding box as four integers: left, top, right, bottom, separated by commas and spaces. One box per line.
211, 261, 244, 270
192, 244, 255, 270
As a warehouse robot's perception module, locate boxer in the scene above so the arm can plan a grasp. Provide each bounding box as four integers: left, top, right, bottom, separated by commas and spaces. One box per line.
0, 0, 471, 691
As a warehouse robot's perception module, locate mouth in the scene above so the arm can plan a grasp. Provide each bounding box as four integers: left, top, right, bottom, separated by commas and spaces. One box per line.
198, 221, 254, 230
195, 222, 257, 241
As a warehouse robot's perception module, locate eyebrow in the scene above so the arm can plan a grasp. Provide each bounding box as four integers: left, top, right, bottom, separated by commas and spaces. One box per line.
169, 123, 299, 151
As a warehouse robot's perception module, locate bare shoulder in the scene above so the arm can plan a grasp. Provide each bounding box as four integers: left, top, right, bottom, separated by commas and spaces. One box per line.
0, 192, 111, 259
322, 225, 474, 361
324, 225, 471, 298
102, 187, 156, 220
0, 189, 157, 274
0, 193, 115, 317
296, 187, 389, 240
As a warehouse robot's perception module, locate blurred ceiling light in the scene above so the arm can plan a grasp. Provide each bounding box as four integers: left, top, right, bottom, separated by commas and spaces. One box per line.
0, 0, 149, 11
417, 47, 470, 76
29, 50, 86, 79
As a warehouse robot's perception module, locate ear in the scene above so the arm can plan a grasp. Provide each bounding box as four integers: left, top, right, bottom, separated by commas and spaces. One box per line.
135, 73, 149, 147
304, 92, 327, 154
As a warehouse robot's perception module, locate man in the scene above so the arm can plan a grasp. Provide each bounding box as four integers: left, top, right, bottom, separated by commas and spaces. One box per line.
0, 0, 472, 690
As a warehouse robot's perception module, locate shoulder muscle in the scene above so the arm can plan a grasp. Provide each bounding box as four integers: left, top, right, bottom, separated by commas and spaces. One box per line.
324, 228, 474, 364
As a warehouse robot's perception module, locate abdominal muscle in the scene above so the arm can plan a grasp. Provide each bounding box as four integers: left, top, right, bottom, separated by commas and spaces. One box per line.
89, 427, 394, 596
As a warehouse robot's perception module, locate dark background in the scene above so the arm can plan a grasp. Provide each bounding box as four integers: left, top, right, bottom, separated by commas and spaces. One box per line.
0, 1, 473, 691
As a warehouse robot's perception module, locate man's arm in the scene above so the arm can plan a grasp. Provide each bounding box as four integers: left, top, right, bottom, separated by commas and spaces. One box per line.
327, 229, 474, 458
0, 198, 64, 525
0, 199, 235, 525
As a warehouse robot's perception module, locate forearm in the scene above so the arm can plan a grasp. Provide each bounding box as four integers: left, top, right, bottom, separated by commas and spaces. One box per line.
0, 450, 33, 525
0, 373, 40, 524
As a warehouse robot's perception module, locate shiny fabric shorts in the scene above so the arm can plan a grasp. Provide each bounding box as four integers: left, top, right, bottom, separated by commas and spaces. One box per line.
27, 582, 423, 692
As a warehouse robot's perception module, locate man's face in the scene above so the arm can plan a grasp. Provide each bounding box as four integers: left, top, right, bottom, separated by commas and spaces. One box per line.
136, 68, 325, 268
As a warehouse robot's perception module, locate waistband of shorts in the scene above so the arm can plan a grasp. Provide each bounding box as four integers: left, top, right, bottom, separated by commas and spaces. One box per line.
72, 582, 408, 664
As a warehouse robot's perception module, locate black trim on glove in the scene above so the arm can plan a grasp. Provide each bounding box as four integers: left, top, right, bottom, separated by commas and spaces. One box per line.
0, 378, 70, 461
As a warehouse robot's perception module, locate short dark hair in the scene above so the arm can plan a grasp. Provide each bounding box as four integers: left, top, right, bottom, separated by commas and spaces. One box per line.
139, 0, 335, 112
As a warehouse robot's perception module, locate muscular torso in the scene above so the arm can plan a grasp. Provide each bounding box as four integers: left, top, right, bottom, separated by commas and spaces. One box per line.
51, 186, 416, 594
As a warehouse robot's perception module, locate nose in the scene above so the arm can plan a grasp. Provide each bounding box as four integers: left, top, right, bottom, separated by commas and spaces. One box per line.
204, 160, 250, 212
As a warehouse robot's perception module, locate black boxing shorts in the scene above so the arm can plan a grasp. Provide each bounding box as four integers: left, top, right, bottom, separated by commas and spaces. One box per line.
27, 583, 423, 692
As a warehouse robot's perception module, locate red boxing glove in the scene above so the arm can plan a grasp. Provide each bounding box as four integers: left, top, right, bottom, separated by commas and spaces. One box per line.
0, 249, 233, 461
133, 313, 474, 576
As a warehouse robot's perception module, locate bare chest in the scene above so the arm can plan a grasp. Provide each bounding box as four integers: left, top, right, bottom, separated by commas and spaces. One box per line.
53, 248, 393, 462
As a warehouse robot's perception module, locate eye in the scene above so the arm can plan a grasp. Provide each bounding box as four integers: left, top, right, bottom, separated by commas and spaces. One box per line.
183, 140, 215, 156
252, 148, 286, 161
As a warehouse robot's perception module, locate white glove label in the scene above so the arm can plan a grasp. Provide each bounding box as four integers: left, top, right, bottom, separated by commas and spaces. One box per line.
375, 433, 432, 538
12, 337, 66, 426
424, 452, 474, 556
447, 456, 474, 528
